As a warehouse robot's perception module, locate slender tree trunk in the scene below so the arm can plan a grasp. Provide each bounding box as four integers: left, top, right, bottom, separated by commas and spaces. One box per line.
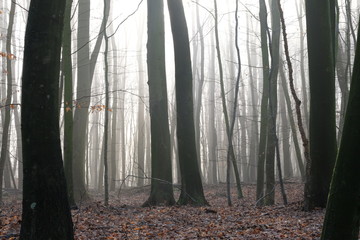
73, 0, 91, 201
207, 35, 218, 185
256, 0, 270, 205
264, 0, 281, 206
109, 36, 118, 192
295, 0, 309, 131
279, 59, 305, 179
279, 80, 293, 178
246, 16, 259, 183
0, 0, 15, 202
62, 0, 76, 207
213, 0, 242, 203
73, 0, 110, 200
137, 23, 145, 187
193, 0, 205, 176
102, 0, 110, 206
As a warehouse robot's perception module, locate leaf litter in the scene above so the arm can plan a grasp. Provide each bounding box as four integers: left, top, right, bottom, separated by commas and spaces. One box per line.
1, 183, 324, 239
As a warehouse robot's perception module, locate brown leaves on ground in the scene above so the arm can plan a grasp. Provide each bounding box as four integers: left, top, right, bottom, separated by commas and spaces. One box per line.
1, 183, 324, 239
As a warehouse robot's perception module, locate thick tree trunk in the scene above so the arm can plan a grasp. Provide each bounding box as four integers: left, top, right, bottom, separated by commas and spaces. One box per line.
304, 0, 337, 210
321, 19, 360, 240
167, 0, 208, 206
20, 0, 73, 238
142, 0, 175, 206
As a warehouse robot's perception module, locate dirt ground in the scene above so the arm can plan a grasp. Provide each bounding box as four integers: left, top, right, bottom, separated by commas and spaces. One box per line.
1, 182, 325, 239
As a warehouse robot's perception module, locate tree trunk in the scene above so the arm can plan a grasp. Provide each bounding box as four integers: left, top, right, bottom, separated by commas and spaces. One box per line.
256, 0, 270, 205
109, 36, 118, 191
213, 0, 242, 203
0, 0, 15, 202
207, 34, 218, 185
167, 0, 208, 206
20, 0, 73, 238
193, 0, 205, 177
137, 23, 146, 187
142, 0, 175, 207
279, 60, 305, 179
62, 0, 76, 207
246, 15, 259, 183
264, 0, 281, 206
321, 19, 360, 239
279, 80, 293, 178
304, 0, 337, 210
102, 0, 110, 206
73, 0, 91, 201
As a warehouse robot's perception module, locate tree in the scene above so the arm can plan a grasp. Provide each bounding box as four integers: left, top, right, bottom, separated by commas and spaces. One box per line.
207, 34, 218, 185
136, 20, 146, 188
256, 0, 270, 205
62, 0, 76, 207
0, 0, 15, 203
264, 0, 281, 206
72, 0, 110, 200
102, 0, 110, 206
142, 0, 175, 207
73, 0, 91, 201
167, 0, 208, 206
19, 0, 74, 239
304, 0, 337, 210
321, 19, 360, 240
213, 0, 242, 203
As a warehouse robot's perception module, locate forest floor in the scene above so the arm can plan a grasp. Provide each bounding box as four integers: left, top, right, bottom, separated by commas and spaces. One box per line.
1, 182, 325, 239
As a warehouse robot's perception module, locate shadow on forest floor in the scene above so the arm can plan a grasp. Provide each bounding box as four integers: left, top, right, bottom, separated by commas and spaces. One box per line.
1, 182, 324, 239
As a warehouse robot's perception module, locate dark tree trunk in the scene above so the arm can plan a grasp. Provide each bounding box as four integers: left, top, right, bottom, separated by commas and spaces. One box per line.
102, 0, 110, 206
167, 0, 208, 206
264, 0, 281, 206
321, 19, 360, 240
62, 0, 76, 208
304, 0, 337, 210
20, 0, 74, 239
143, 0, 175, 207
256, 0, 270, 205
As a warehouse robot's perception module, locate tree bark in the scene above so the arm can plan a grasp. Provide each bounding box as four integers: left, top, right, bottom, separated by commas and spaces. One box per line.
20, 0, 73, 238
256, 0, 270, 205
304, 0, 337, 210
142, 0, 175, 206
321, 19, 360, 240
0, 0, 15, 202
167, 0, 208, 206
62, 0, 76, 207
